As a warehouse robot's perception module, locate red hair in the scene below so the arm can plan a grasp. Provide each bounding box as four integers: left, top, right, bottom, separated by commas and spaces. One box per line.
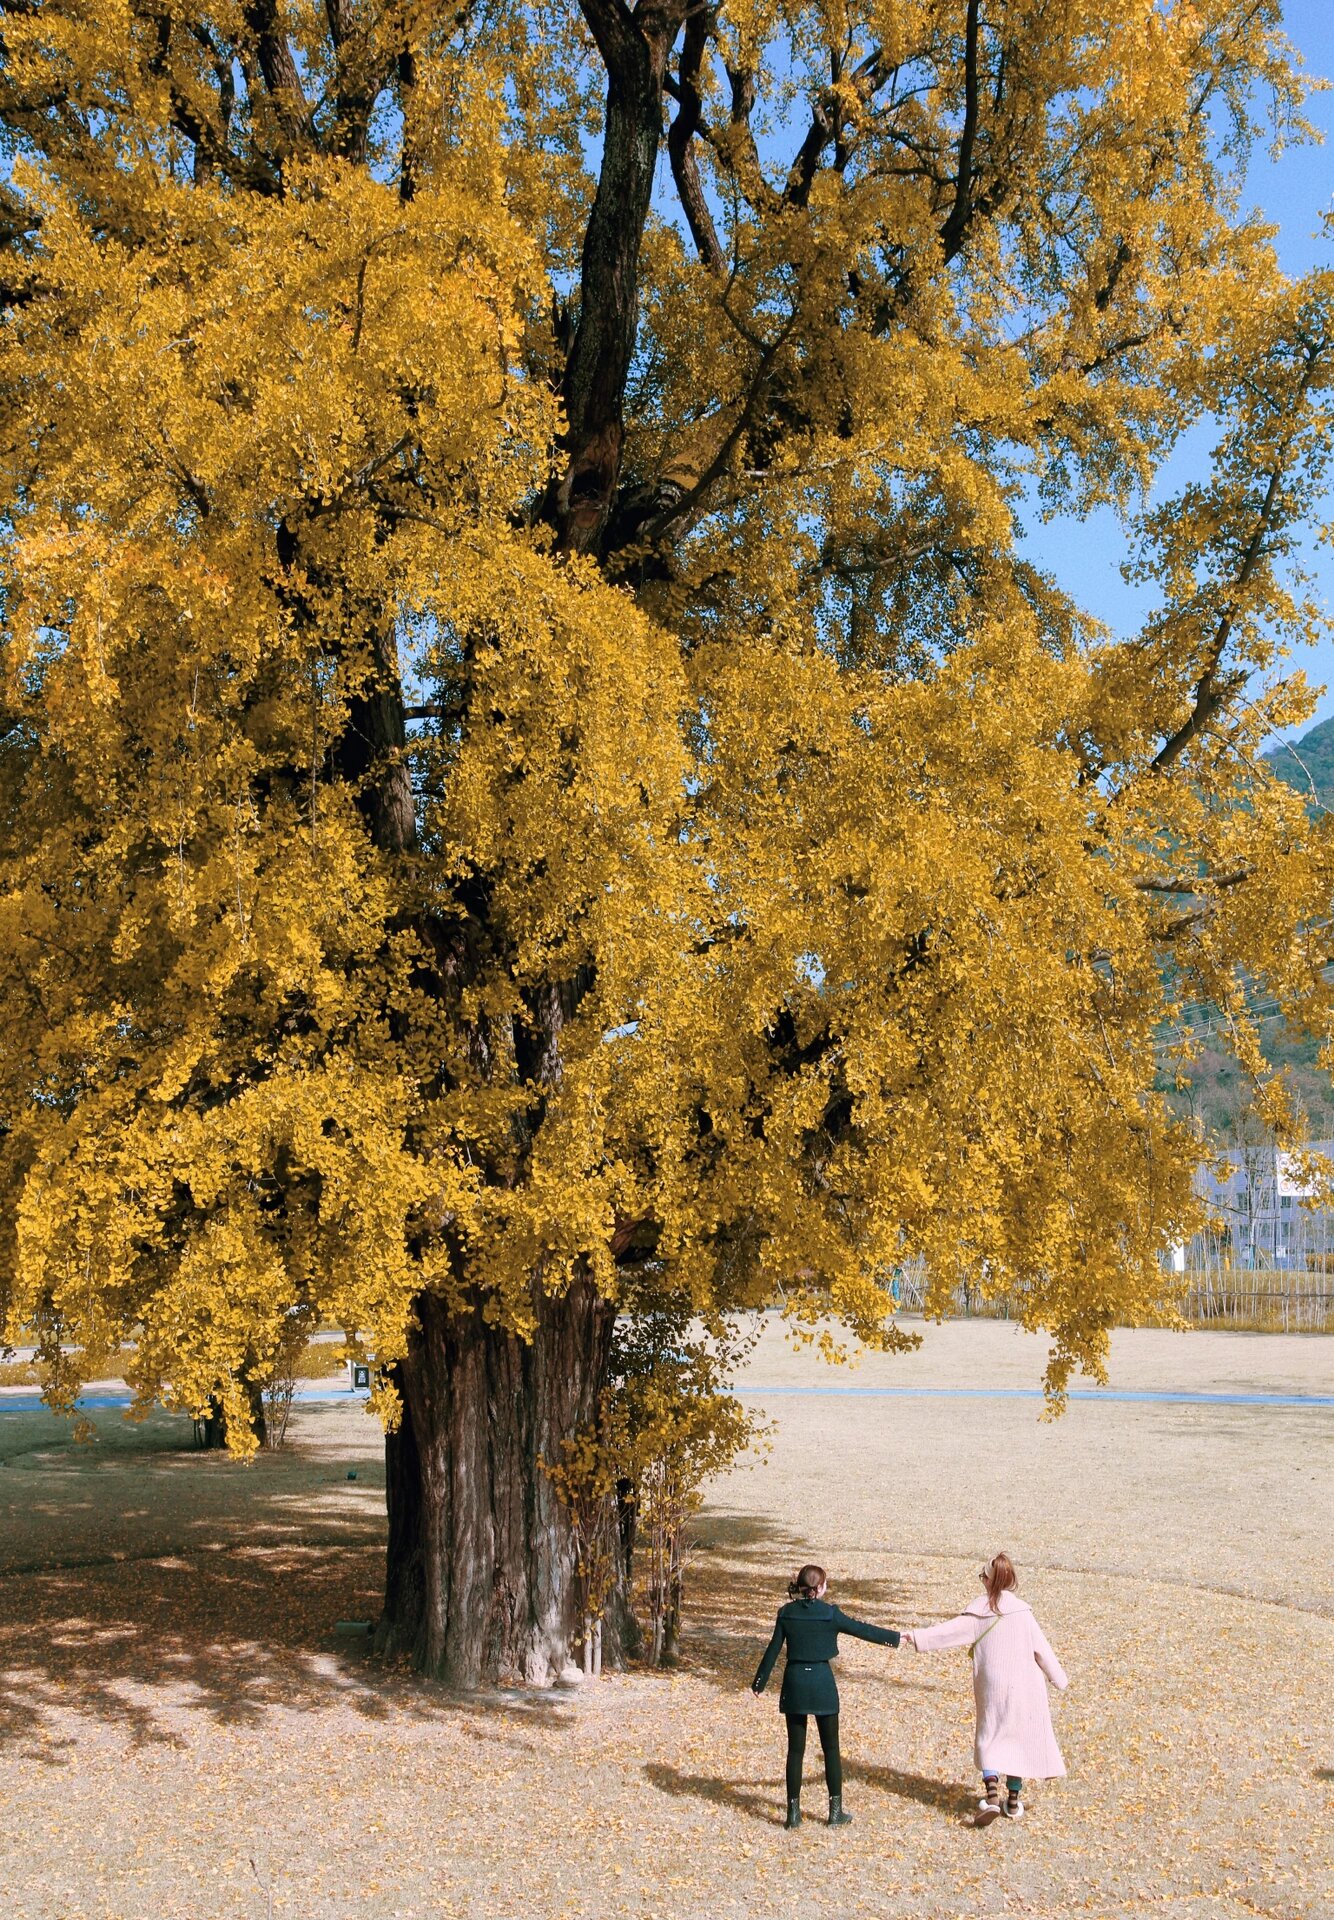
983, 1552, 1017, 1613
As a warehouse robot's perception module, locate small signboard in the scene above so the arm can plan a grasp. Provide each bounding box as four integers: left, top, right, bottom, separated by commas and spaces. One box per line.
351, 1363, 371, 1390
1276, 1153, 1312, 1200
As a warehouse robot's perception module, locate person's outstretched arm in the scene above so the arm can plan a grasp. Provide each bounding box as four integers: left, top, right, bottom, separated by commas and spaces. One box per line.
1033, 1622, 1069, 1690
752, 1615, 786, 1692
830, 1606, 901, 1647
903, 1612, 977, 1652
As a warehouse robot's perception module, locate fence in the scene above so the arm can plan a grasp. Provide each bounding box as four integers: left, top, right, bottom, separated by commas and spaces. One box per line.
889, 1261, 1013, 1321
1175, 1141, 1334, 1330
1174, 1266, 1334, 1333
888, 1257, 1334, 1333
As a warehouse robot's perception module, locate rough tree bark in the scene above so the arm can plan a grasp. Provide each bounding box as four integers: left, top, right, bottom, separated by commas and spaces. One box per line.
377, 1276, 618, 1684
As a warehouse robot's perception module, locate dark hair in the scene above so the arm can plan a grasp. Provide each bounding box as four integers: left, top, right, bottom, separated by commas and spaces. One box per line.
788, 1563, 826, 1600
983, 1552, 1017, 1613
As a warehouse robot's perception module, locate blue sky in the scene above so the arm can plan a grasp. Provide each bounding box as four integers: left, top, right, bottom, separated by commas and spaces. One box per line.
1021, 0, 1334, 742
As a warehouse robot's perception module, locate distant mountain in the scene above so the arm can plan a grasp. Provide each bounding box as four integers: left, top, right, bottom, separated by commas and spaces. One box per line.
1160, 717, 1334, 1132
1162, 1017, 1334, 1137
1265, 715, 1334, 811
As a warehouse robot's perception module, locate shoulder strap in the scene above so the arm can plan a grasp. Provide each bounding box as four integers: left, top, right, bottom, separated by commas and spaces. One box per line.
970, 1613, 1005, 1655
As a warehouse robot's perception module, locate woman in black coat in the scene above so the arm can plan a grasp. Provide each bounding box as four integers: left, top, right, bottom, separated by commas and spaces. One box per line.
752, 1562, 901, 1828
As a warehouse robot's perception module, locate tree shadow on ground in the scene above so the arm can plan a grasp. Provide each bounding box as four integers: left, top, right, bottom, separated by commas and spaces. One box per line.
0, 1414, 940, 1768
0, 1536, 419, 1763
0, 1405, 574, 1764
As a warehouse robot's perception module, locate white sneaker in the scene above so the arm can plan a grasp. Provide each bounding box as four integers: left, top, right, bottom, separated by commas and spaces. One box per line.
1003, 1795, 1025, 1821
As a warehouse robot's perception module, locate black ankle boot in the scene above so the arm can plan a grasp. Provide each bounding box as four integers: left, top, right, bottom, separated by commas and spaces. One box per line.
784, 1797, 801, 1830
827, 1794, 852, 1826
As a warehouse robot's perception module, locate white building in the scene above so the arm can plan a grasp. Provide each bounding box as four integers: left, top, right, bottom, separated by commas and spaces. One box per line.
1188, 1140, 1334, 1269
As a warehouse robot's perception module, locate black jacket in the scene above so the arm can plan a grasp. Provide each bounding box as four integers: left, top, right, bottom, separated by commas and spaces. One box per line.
752, 1597, 901, 1715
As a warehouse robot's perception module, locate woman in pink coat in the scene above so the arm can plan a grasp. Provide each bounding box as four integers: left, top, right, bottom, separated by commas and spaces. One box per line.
904, 1553, 1068, 1823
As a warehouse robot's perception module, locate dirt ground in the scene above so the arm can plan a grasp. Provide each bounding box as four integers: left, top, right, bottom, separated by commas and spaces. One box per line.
0, 1319, 1329, 1920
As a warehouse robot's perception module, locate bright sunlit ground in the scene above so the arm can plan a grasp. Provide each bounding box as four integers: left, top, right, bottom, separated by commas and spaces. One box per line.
0, 1319, 1329, 1920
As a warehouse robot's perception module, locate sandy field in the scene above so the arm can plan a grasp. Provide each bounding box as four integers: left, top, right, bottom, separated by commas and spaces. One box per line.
0, 1318, 1329, 1920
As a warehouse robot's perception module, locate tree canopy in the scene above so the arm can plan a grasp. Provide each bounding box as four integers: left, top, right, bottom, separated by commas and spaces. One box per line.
2, 0, 1333, 1680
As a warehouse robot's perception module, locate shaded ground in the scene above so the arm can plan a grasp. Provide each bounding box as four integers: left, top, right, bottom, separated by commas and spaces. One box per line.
0, 1321, 1329, 1920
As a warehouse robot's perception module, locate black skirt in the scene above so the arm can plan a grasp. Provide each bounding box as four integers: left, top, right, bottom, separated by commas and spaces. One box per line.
778, 1658, 839, 1716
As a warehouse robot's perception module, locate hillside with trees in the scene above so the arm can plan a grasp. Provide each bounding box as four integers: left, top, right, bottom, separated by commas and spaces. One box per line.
1162, 717, 1334, 1137
1267, 713, 1334, 812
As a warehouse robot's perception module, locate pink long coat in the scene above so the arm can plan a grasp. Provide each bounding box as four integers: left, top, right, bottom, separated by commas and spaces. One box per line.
907, 1590, 1069, 1779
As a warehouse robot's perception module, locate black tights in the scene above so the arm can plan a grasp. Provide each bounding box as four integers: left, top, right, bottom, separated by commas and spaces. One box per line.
785, 1713, 842, 1798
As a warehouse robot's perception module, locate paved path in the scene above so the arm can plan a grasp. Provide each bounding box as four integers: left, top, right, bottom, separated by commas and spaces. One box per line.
0, 1384, 372, 1414
2, 1382, 1330, 1415
738, 1384, 1334, 1406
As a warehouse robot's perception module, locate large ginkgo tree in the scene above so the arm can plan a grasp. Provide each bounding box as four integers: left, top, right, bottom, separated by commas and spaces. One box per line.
1, 0, 1331, 1685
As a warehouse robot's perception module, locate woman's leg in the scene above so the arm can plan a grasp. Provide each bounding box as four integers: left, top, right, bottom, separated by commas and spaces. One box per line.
784, 1715, 808, 1800
814, 1714, 843, 1796
816, 1714, 852, 1825
1004, 1776, 1024, 1819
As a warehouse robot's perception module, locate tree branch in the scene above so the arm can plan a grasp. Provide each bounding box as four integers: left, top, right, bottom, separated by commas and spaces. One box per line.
717, 63, 780, 211
1151, 355, 1320, 774
324, 0, 353, 43
939, 0, 981, 260
555, 0, 689, 552
606, 307, 799, 561
574, 0, 644, 79
784, 94, 833, 208
667, 11, 725, 272
243, 0, 319, 157
1132, 868, 1251, 894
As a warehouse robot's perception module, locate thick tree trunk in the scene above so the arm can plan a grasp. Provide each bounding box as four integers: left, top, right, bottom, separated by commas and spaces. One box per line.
378, 1273, 618, 1687
194, 1366, 268, 1449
